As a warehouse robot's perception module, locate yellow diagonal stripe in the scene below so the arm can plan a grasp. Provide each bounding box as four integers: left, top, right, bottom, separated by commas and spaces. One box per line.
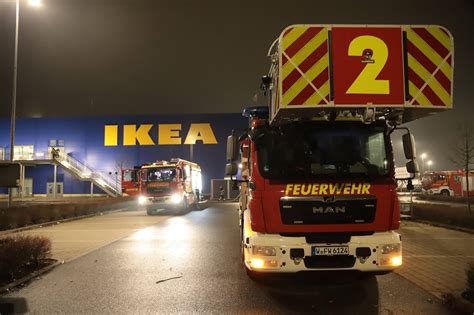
426, 27, 451, 51
408, 81, 431, 106
406, 28, 452, 80
303, 80, 330, 105
282, 54, 328, 106
408, 54, 450, 105
282, 28, 327, 79
282, 26, 308, 51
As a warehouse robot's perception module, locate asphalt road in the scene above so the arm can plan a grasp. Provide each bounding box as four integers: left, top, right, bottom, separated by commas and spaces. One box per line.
6, 203, 455, 314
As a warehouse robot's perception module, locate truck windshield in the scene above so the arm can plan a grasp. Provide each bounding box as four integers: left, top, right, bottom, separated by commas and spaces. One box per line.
145, 167, 176, 182
256, 122, 391, 180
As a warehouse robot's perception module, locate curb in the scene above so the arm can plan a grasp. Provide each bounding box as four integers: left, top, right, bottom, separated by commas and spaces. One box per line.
406, 218, 474, 234
0, 260, 63, 295
0, 205, 133, 236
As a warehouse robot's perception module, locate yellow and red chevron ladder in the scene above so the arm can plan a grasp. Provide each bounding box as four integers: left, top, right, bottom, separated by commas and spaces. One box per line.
278, 25, 453, 109
405, 26, 453, 107
281, 26, 330, 106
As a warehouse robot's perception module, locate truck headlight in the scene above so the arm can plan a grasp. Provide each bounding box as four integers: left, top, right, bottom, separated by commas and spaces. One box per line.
252, 246, 276, 256
138, 196, 148, 205
381, 243, 401, 254
390, 255, 402, 266
250, 258, 278, 269
170, 193, 182, 204
380, 255, 402, 267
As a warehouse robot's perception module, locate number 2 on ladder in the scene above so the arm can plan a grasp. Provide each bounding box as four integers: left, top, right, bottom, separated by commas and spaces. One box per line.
346, 35, 390, 95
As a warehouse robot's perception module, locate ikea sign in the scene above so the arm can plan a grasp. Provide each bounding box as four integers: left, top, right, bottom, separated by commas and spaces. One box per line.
104, 123, 218, 146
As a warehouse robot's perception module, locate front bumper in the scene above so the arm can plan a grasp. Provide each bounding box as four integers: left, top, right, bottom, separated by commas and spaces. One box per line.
140, 196, 183, 209
244, 231, 402, 273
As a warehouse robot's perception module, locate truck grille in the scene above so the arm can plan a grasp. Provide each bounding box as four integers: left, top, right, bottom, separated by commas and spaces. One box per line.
280, 232, 374, 244
146, 186, 170, 195
280, 196, 376, 225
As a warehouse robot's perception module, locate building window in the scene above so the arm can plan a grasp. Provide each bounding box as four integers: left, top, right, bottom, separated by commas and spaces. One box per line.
14, 145, 34, 160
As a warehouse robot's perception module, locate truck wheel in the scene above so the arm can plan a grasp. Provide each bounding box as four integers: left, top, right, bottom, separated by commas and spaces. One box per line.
178, 199, 189, 214
240, 216, 245, 262
246, 267, 256, 278
440, 189, 450, 197
190, 196, 200, 210
245, 268, 266, 282
146, 208, 155, 216
360, 271, 391, 278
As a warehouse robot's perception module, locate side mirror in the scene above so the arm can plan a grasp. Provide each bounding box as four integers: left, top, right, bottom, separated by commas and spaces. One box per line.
226, 135, 239, 162
406, 160, 419, 175
402, 133, 416, 160
260, 75, 272, 94
225, 162, 238, 177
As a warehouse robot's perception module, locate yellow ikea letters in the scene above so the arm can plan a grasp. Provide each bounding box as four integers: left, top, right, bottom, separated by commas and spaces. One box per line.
159, 124, 182, 145
123, 124, 154, 146
104, 123, 218, 146
184, 123, 218, 145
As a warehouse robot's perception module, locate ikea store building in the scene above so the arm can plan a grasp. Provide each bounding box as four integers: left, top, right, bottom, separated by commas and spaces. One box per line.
0, 113, 247, 197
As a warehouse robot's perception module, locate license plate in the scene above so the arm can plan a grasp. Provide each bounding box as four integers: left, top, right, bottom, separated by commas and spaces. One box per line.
312, 246, 349, 256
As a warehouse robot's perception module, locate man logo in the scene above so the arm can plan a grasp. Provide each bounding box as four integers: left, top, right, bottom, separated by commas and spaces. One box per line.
313, 206, 346, 214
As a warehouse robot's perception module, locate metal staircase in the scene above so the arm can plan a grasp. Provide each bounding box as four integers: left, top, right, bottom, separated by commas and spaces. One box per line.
53, 152, 122, 197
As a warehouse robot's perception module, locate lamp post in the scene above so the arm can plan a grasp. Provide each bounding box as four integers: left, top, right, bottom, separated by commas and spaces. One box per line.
7, 0, 42, 208
420, 153, 427, 176
427, 160, 433, 172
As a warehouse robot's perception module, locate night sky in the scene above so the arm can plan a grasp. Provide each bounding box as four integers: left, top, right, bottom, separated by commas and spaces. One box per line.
0, 0, 473, 169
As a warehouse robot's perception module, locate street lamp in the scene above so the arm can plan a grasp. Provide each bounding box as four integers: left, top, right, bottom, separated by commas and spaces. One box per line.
28, 0, 42, 7
7, 0, 42, 207
427, 160, 433, 171
420, 153, 427, 175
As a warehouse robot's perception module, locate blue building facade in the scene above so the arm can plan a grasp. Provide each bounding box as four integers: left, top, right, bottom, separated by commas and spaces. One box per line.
0, 113, 247, 195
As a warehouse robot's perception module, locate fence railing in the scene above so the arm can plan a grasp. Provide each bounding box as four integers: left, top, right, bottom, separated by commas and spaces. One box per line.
53, 152, 121, 196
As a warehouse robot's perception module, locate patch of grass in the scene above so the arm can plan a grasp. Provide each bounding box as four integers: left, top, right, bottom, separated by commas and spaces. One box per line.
417, 194, 472, 204
0, 235, 53, 286
468, 262, 474, 292
412, 203, 474, 230
0, 197, 134, 231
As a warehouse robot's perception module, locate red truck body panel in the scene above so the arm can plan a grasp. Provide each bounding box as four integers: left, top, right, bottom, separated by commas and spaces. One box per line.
247, 142, 399, 234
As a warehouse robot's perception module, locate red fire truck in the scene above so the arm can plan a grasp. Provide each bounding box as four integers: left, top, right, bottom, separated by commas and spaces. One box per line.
226, 24, 454, 276
122, 159, 202, 214
422, 171, 474, 197
122, 167, 140, 196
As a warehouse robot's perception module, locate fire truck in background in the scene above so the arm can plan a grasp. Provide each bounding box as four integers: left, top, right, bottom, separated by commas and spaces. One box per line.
122, 167, 141, 196
122, 159, 202, 214
226, 24, 454, 276
422, 170, 474, 197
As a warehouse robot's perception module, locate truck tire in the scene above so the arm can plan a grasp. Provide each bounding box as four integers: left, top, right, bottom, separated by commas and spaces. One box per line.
246, 267, 260, 280
177, 198, 189, 215
240, 219, 245, 262
146, 208, 155, 216
440, 189, 450, 196
359, 270, 391, 278
190, 196, 200, 210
